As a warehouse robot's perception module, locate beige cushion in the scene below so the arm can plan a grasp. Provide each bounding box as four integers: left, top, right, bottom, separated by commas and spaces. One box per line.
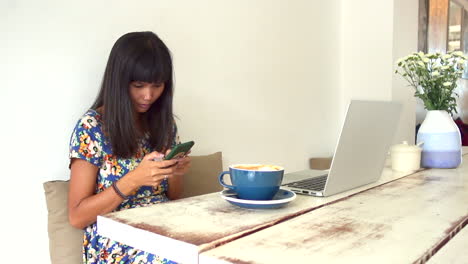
43, 180, 83, 264
43, 152, 223, 263
181, 151, 224, 198
309, 157, 333, 170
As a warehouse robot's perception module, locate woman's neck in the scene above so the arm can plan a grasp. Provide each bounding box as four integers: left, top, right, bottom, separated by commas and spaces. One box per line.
135, 113, 146, 135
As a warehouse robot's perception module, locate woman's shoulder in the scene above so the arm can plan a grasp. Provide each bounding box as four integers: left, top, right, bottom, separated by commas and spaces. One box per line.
78, 109, 102, 125
73, 109, 103, 133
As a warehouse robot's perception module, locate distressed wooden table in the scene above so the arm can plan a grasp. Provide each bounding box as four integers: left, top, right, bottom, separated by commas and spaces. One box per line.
97, 149, 468, 264
427, 219, 468, 264
200, 152, 468, 264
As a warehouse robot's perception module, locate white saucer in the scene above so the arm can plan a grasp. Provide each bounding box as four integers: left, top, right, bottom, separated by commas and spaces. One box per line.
220, 188, 296, 209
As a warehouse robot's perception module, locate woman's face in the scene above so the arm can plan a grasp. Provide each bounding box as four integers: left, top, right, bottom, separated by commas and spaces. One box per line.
129, 81, 165, 113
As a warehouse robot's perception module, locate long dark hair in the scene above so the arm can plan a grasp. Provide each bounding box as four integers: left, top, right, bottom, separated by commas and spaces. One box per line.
91, 31, 175, 158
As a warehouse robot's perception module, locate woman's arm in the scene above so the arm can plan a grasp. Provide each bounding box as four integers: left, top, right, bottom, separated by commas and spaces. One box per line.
68, 153, 178, 229
68, 159, 126, 229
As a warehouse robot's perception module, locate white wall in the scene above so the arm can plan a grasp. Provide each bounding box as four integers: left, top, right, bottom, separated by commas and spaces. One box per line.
340, 0, 394, 105
1, 0, 416, 263
170, 0, 341, 168
393, 0, 419, 142
339, 0, 417, 144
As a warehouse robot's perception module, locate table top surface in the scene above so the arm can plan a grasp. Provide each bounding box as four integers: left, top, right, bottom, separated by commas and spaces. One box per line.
200, 154, 468, 264
98, 148, 468, 264
427, 221, 468, 264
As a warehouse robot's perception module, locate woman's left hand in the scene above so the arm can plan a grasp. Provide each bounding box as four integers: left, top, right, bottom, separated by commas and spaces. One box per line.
163, 149, 191, 177
165, 151, 191, 200
173, 155, 191, 176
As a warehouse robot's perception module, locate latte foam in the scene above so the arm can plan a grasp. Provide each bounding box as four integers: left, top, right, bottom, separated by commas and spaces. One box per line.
233, 164, 282, 171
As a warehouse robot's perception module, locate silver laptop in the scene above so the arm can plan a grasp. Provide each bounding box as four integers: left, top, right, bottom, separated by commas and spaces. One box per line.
282, 100, 402, 197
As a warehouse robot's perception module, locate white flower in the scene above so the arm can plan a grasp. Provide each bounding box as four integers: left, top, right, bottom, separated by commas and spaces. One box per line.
395, 51, 467, 115
417, 86, 425, 94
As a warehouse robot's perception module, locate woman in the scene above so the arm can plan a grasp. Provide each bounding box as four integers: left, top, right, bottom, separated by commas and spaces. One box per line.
454, 117, 468, 146
68, 31, 191, 263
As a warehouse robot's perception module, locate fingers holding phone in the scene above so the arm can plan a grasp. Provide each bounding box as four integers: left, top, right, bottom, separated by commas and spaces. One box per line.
130, 151, 178, 187
162, 141, 194, 177
150, 154, 179, 184
129, 141, 194, 188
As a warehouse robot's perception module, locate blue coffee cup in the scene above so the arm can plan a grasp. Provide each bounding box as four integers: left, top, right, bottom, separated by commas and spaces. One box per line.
218, 164, 284, 200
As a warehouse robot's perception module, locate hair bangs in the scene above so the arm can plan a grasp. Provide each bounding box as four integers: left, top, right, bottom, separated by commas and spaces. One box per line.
130, 50, 171, 85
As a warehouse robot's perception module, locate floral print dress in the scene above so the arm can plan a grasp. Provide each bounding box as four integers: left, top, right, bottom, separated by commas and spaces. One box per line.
69, 109, 179, 264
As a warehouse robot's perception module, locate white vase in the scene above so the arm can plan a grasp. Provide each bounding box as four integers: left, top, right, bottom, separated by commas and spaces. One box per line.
416, 110, 462, 168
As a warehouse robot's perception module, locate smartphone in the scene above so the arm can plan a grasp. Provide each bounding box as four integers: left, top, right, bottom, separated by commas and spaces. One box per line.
163, 141, 195, 160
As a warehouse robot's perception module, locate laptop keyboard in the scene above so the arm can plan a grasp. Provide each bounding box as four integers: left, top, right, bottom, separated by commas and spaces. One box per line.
283, 174, 328, 191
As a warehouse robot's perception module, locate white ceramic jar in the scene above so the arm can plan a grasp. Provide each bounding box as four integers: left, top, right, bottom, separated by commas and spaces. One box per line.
390, 141, 422, 173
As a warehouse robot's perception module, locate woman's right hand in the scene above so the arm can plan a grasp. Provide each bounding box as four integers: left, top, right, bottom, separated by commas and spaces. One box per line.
127, 151, 179, 188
